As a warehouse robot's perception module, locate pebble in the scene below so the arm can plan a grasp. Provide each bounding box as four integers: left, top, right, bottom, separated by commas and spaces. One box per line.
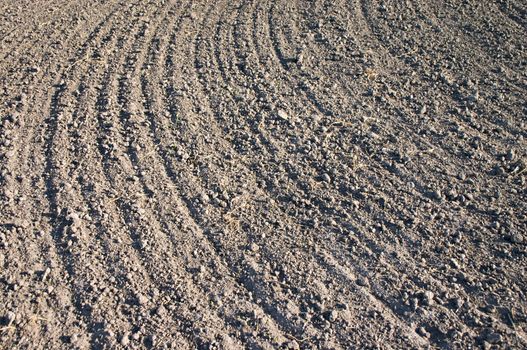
450, 258, 461, 269
453, 297, 464, 309
320, 173, 331, 183
417, 326, 430, 338
356, 277, 369, 287
510, 234, 523, 244
70, 334, 79, 343
328, 310, 338, 322
277, 110, 289, 121
155, 305, 167, 316
120, 334, 130, 346
506, 149, 516, 161
137, 294, 148, 306
5, 311, 16, 324
249, 243, 260, 252
422, 291, 435, 306
66, 212, 81, 227
42, 267, 51, 281
200, 193, 210, 203
431, 189, 442, 201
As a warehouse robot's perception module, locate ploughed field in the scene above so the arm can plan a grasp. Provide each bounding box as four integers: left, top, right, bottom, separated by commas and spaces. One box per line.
1, 0, 526, 348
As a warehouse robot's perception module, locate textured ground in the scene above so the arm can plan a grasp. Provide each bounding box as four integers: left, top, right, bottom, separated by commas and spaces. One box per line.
1, 0, 526, 349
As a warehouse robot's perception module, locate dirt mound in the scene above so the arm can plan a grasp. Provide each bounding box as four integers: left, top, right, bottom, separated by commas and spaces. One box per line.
1, 0, 526, 348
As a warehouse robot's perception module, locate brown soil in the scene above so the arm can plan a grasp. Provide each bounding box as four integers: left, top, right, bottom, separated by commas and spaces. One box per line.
1, 1, 526, 349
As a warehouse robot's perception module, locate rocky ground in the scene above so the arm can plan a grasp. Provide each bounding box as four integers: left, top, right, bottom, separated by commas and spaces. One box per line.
0, 0, 526, 349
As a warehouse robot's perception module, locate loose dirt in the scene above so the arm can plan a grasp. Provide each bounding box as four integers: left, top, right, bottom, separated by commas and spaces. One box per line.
1, 0, 526, 349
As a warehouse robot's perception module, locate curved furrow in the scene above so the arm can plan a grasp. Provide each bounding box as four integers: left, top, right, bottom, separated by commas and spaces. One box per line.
214, 1, 480, 346
2, 1, 527, 348
270, 0, 524, 344
146, 1, 390, 346
184, 0, 432, 348
1, 2, 136, 347
216, 0, 482, 344
83, 3, 213, 347
37, 2, 185, 347
0, 0, 122, 216
246, 3, 524, 296
0, 0, 105, 81
66, 12, 187, 346
195, 2, 363, 345
167, 2, 316, 345
264, 0, 527, 344
233, 4, 434, 344
248, 0, 527, 348
93, 3, 253, 347
0, 0, 121, 185
138, 3, 299, 348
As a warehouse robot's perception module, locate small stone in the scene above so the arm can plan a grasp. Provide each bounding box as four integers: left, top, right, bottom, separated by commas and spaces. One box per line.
320, 173, 331, 183
431, 189, 442, 201
42, 267, 51, 281
422, 291, 435, 306
277, 110, 289, 120
506, 149, 516, 161
249, 243, 259, 252
70, 334, 79, 343
356, 277, 369, 287
66, 212, 81, 227
328, 310, 338, 322
453, 298, 463, 309
120, 333, 130, 346
200, 193, 210, 203
137, 294, 148, 306
155, 305, 167, 316
417, 326, 430, 338
450, 258, 461, 269
510, 234, 524, 244
5, 311, 16, 325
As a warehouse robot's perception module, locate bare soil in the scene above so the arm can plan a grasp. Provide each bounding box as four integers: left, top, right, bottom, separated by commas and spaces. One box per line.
1, 1, 526, 349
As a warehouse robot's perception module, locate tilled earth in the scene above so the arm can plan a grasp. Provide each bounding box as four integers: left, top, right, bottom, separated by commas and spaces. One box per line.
1, 0, 526, 349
